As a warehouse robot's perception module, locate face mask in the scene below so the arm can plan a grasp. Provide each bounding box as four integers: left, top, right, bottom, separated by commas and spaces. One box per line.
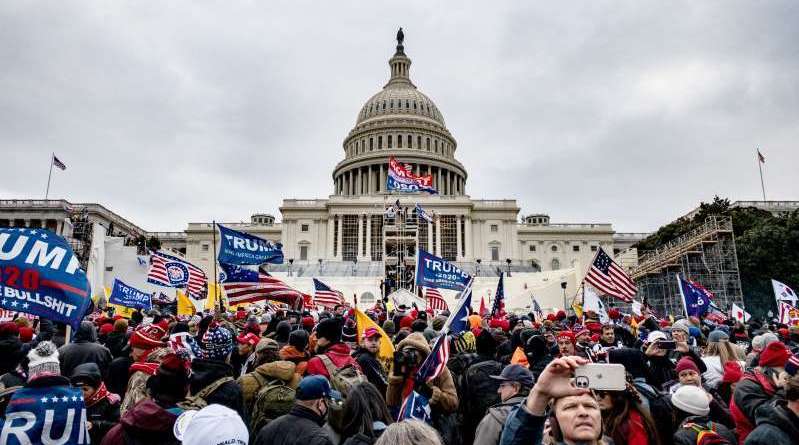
318, 399, 328, 419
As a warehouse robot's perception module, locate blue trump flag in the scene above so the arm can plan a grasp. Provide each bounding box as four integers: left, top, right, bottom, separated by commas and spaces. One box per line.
0, 228, 91, 330
415, 249, 471, 291
1, 385, 90, 444
109, 278, 152, 311
217, 224, 284, 265
677, 275, 712, 317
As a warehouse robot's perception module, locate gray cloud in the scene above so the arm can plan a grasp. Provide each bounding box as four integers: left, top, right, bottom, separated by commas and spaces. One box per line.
1, 1, 796, 232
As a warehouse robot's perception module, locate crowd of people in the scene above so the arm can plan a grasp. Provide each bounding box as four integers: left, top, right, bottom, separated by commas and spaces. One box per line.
0, 301, 798, 445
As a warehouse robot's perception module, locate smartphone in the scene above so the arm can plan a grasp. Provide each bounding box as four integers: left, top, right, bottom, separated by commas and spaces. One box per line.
657, 340, 677, 350
573, 363, 626, 391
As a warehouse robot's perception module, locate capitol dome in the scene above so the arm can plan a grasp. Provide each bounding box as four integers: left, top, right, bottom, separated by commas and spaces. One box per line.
332, 29, 467, 197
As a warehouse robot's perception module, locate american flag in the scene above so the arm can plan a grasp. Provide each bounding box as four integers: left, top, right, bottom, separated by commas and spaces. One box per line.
147, 251, 207, 297
52, 154, 67, 170
492, 273, 506, 317
584, 247, 637, 302
220, 263, 305, 308
416, 333, 449, 382
313, 278, 344, 309
425, 287, 448, 311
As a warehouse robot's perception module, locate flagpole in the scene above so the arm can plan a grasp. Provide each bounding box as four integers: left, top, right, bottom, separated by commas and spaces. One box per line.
45, 153, 54, 199
757, 148, 766, 202
212, 220, 221, 312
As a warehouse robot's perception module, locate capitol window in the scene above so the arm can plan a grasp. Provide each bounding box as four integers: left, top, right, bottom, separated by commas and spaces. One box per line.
417, 136, 422, 149
301, 224, 309, 232
591, 245, 598, 252
573, 245, 580, 252
382, 101, 386, 110
201, 243, 209, 252
426, 138, 430, 150
529, 245, 536, 252
378, 136, 383, 149
551, 245, 558, 252
413, 101, 417, 109
299, 245, 308, 261
491, 246, 500, 261
490, 224, 498, 232
406, 100, 410, 108
551, 258, 560, 270
390, 100, 394, 108
388, 135, 393, 148
407, 135, 412, 148
398, 135, 402, 148
369, 138, 373, 150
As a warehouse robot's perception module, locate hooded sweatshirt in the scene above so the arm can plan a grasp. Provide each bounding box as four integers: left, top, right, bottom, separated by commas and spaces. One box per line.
386, 332, 458, 413
238, 360, 300, 413
58, 321, 113, 378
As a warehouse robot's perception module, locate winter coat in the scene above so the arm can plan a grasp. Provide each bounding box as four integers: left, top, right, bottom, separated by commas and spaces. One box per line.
386, 333, 458, 414
104, 331, 129, 359
672, 416, 737, 445
189, 358, 245, 419
120, 347, 170, 415
744, 399, 799, 445
101, 399, 181, 445
280, 345, 309, 376
253, 405, 334, 445
646, 348, 706, 390
0, 334, 26, 379
86, 395, 121, 444
58, 322, 113, 377
731, 370, 780, 444
352, 346, 388, 397
474, 394, 526, 445
107, 356, 132, 398
238, 360, 300, 414
305, 343, 360, 379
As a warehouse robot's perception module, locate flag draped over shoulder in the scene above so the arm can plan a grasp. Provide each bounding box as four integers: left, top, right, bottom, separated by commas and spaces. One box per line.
0, 228, 92, 330
354, 308, 395, 364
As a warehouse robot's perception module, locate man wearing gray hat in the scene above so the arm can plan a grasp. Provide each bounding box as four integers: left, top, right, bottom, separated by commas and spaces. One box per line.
474, 364, 535, 445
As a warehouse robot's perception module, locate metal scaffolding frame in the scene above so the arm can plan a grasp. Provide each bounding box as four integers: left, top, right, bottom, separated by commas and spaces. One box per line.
630, 216, 744, 316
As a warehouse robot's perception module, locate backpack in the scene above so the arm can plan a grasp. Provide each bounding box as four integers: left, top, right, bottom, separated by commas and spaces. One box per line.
463, 360, 503, 422
318, 354, 367, 396
249, 372, 295, 433
683, 421, 732, 445
178, 376, 233, 411
633, 380, 674, 445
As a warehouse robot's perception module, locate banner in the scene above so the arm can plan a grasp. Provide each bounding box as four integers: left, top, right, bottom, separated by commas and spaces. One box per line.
731, 303, 751, 322
176, 290, 196, 316
386, 156, 438, 194
217, 224, 284, 265
415, 249, 471, 291
415, 203, 434, 223
0, 385, 90, 444
583, 285, 609, 324
772, 279, 798, 306
109, 278, 152, 311
677, 275, 711, 317
0, 228, 92, 330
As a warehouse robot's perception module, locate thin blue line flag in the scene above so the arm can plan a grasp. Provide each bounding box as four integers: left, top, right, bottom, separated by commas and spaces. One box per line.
109, 278, 152, 311
0, 228, 92, 330
217, 224, 284, 265
415, 249, 472, 291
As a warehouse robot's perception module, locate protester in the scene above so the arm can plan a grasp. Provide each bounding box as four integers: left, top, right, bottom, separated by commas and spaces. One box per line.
238, 339, 299, 431
702, 329, 744, 390
58, 321, 113, 378
500, 356, 609, 445
281, 329, 311, 376
305, 317, 362, 383
671, 385, 737, 444
253, 375, 342, 445
352, 327, 389, 397
186, 323, 245, 417
374, 420, 443, 445
731, 341, 791, 442
233, 332, 260, 377
174, 404, 249, 445
70, 362, 121, 444
474, 364, 534, 445
338, 382, 393, 445
0, 322, 27, 388
119, 324, 170, 414
102, 353, 190, 445
744, 354, 799, 445
105, 318, 129, 359
461, 329, 503, 445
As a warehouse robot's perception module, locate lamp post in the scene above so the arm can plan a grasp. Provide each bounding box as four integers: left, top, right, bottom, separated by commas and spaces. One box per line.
506, 258, 512, 277
288, 258, 294, 277
318, 258, 323, 274
353, 257, 358, 276
476, 259, 481, 276
561, 281, 568, 311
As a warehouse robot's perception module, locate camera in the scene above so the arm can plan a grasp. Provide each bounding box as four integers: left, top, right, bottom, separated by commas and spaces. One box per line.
393, 349, 419, 376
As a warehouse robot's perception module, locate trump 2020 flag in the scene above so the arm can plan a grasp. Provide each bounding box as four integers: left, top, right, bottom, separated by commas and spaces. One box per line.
772, 279, 797, 306
1, 385, 90, 444
677, 275, 711, 317
217, 224, 284, 265
109, 278, 152, 311
415, 249, 471, 291
0, 228, 92, 330
397, 390, 432, 423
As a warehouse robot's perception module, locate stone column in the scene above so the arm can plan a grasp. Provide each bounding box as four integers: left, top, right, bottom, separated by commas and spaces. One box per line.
357, 214, 364, 260
464, 217, 473, 260
365, 215, 372, 260
456, 214, 463, 261
379, 164, 385, 192
427, 221, 433, 253
435, 218, 442, 256
367, 166, 372, 194
336, 215, 343, 260
327, 216, 335, 259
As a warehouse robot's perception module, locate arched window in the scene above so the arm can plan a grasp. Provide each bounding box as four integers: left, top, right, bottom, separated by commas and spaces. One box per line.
435, 140, 438, 152
413, 101, 417, 110
369, 138, 373, 151
407, 135, 412, 148
378, 136, 383, 149
388, 135, 393, 148
398, 135, 402, 148
382, 101, 386, 110
390, 100, 394, 109
417, 136, 422, 149
551, 258, 560, 270
405, 100, 410, 109
551, 245, 558, 252
426, 138, 430, 150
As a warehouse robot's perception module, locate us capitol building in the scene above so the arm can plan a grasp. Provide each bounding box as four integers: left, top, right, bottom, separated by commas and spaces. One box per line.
0, 31, 652, 310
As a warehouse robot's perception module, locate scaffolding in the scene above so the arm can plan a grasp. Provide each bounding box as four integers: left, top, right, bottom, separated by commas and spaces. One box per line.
630, 216, 744, 316
383, 207, 418, 293
68, 208, 93, 270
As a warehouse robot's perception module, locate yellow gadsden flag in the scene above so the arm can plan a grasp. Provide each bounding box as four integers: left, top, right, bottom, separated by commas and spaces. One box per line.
354, 308, 395, 365
177, 290, 196, 316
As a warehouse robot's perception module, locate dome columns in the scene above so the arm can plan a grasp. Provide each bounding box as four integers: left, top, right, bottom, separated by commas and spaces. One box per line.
333, 162, 466, 197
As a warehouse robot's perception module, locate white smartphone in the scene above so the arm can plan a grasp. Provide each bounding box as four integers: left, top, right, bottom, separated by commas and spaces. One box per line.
573, 363, 626, 391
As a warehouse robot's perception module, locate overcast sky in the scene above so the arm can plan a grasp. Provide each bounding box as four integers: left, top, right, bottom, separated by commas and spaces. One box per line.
1, 1, 797, 233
